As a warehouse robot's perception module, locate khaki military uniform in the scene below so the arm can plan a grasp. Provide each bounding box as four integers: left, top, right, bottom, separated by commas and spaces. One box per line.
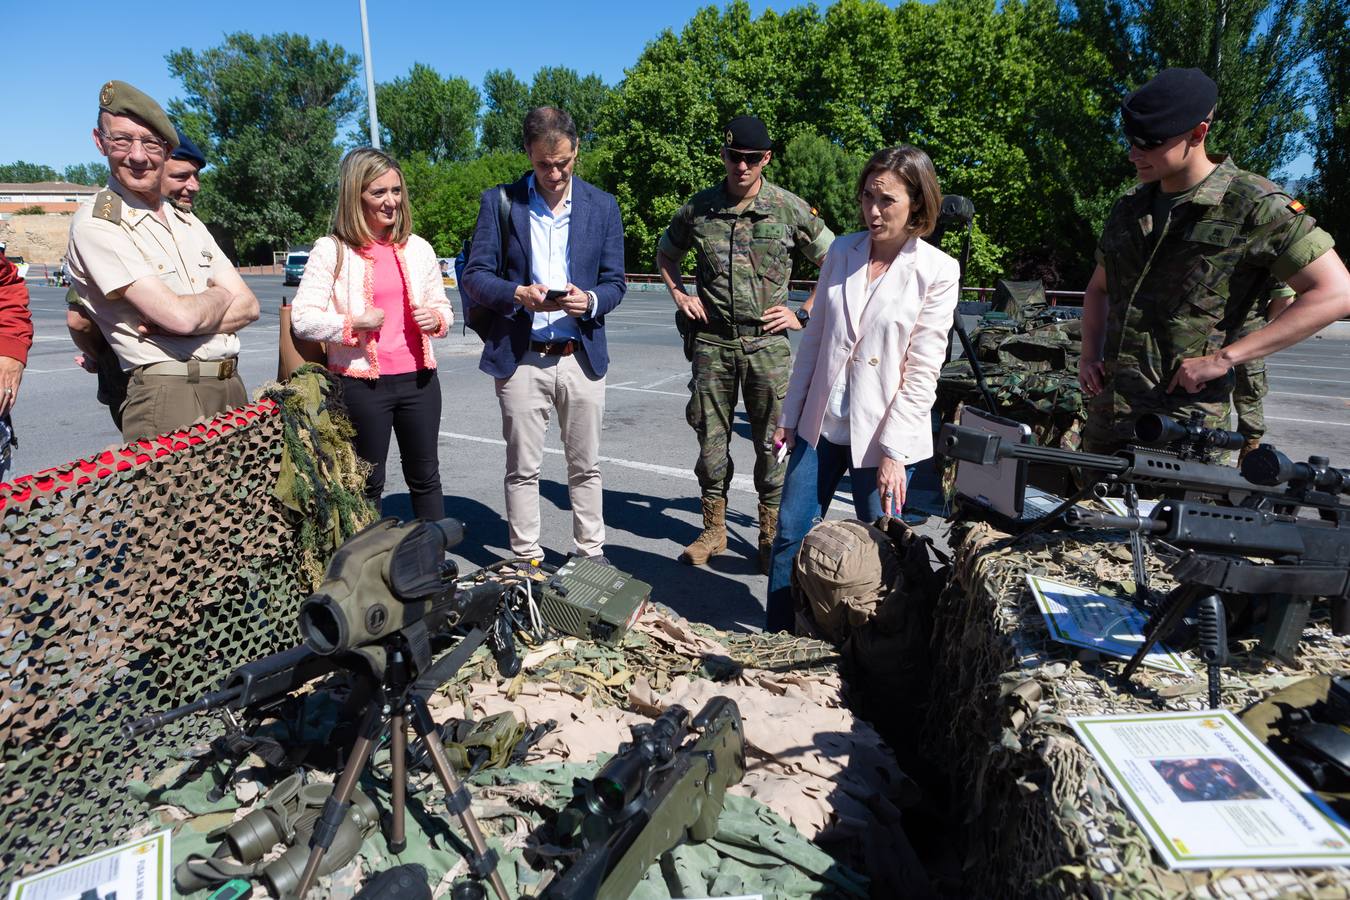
659, 180, 834, 504
1084, 155, 1334, 455
66, 177, 245, 441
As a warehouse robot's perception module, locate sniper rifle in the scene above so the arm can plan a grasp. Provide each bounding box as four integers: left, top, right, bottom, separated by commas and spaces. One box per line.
531, 697, 746, 900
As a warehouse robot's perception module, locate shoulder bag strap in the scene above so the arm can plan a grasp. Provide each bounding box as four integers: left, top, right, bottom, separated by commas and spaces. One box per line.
496, 184, 510, 278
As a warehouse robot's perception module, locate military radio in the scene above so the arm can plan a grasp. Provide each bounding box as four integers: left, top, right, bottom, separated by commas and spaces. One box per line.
536, 556, 651, 646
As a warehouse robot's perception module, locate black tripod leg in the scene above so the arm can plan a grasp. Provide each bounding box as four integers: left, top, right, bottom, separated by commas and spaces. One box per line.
409, 693, 509, 900
292, 701, 384, 899
1122, 584, 1199, 682
389, 709, 407, 854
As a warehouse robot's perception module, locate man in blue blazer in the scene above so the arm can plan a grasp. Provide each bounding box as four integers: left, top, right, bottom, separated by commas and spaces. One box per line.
463, 106, 627, 564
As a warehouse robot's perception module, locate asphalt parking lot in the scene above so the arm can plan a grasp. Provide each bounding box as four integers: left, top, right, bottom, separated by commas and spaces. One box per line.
12, 275, 1350, 631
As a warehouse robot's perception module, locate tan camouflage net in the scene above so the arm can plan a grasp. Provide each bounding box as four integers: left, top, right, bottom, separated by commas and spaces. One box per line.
0, 370, 373, 878
924, 519, 1350, 898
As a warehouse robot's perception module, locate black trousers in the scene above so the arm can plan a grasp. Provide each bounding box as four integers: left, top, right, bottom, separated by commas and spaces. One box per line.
340, 370, 444, 521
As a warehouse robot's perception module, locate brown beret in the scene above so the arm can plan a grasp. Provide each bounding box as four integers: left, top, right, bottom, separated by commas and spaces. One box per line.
98, 80, 179, 149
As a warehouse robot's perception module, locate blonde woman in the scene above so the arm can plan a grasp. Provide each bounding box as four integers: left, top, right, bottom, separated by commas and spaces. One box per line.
292, 148, 453, 520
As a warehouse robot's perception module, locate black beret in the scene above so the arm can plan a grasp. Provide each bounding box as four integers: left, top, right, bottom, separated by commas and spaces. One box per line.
724, 115, 772, 151
1121, 68, 1217, 146
98, 80, 179, 149
171, 128, 207, 168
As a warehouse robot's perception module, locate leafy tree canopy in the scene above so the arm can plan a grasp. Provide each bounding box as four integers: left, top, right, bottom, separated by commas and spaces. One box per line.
167, 32, 360, 260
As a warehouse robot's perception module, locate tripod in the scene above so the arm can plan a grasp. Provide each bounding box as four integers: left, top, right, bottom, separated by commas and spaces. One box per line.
291, 630, 512, 900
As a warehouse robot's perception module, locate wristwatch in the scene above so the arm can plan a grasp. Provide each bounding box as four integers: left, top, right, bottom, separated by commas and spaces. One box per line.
795, 308, 811, 326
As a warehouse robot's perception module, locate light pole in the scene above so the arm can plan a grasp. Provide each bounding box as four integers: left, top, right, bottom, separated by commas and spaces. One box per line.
359, 0, 380, 148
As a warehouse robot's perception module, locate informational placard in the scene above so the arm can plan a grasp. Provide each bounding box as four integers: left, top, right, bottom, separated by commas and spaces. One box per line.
1070, 711, 1350, 869
6, 830, 171, 900
1025, 575, 1191, 674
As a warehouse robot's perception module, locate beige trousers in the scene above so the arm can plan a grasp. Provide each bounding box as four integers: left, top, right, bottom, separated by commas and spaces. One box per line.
495, 350, 606, 559
121, 371, 248, 442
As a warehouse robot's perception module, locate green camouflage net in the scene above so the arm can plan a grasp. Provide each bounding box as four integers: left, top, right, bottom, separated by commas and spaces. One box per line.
924, 519, 1350, 898
0, 369, 373, 878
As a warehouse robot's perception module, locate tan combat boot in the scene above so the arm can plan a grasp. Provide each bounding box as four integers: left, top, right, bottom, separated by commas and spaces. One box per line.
681, 497, 728, 565
757, 502, 779, 575
1239, 437, 1262, 464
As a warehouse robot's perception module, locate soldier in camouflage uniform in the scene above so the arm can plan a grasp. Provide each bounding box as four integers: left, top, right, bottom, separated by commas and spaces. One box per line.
1232, 280, 1295, 458
1079, 68, 1349, 456
657, 116, 834, 572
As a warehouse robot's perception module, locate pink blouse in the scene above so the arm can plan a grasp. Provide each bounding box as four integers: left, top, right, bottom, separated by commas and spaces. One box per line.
366, 241, 424, 375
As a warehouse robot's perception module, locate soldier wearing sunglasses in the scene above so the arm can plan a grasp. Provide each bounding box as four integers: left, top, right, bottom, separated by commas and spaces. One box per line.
65, 80, 258, 442
657, 115, 834, 573
1079, 67, 1350, 455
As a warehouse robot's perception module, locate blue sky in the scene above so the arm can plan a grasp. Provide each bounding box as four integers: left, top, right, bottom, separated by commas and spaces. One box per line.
4, 0, 1313, 179
4, 0, 807, 171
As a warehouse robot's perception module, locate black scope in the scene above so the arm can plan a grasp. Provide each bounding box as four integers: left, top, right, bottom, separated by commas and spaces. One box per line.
1135, 413, 1245, 453
586, 705, 689, 819
1242, 446, 1350, 495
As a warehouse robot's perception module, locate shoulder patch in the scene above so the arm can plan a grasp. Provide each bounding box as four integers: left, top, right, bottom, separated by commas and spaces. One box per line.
91, 190, 122, 225
1288, 199, 1306, 214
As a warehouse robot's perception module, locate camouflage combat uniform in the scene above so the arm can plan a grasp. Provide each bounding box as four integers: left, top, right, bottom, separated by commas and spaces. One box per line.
1232, 280, 1295, 450
659, 180, 834, 505
1083, 155, 1334, 455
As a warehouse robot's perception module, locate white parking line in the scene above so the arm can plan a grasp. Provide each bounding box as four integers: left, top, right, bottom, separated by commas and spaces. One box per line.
437, 429, 756, 493
1269, 362, 1350, 370
609, 384, 685, 398
1266, 416, 1350, 427
640, 372, 686, 390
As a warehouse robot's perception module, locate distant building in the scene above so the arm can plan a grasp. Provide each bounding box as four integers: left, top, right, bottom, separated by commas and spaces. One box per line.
0, 182, 100, 214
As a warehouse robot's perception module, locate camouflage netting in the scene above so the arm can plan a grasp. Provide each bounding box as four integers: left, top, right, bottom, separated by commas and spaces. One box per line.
925, 519, 1350, 898
0, 368, 373, 878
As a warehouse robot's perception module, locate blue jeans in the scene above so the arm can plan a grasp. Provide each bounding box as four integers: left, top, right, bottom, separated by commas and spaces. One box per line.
765, 434, 914, 632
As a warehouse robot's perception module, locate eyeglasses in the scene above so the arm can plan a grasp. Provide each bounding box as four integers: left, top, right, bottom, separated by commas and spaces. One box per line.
1124, 132, 1167, 151
99, 132, 169, 158
724, 148, 766, 166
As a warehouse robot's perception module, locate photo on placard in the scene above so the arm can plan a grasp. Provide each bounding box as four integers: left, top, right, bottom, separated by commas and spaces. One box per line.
1151, 757, 1271, 803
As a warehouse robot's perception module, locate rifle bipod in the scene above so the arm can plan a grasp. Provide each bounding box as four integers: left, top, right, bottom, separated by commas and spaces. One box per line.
1122, 583, 1228, 709
289, 650, 508, 900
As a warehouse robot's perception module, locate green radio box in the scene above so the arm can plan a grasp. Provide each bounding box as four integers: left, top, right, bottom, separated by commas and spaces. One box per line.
537, 557, 651, 645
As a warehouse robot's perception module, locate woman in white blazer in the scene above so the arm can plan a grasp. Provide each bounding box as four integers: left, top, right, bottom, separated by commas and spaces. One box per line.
765, 146, 960, 631
292, 148, 453, 521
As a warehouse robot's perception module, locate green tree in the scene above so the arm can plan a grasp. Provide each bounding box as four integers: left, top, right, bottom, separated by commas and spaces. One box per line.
1306, 0, 1349, 248
481, 69, 530, 154
597, 0, 1119, 284
62, 162, 108, 185
402, 152, 529, 256
0, 162, 60, 182
1065, 0, 1312, 177
481, 67, 612, 153
773, 131, 863, 237
528, 68, 611, 145
167, 33, 360, 260
366, 63, 480, 163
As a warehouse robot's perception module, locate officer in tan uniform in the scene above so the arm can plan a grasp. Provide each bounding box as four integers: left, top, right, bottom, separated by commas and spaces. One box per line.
66, 80, 258, 442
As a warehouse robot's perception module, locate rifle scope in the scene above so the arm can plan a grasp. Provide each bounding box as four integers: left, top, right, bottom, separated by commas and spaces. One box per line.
1242, 447, 1350, 496
1135, 413, 1244, 453
298, 517, 465, 655
586, 705, 689, 818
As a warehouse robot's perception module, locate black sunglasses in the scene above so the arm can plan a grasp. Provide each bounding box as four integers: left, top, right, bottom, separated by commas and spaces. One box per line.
1124, 132, 1167, 151
724, 148, 767, 166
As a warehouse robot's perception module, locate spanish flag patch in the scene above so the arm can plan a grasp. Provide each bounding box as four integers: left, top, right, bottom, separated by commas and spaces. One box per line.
1288, 199, 1306, 214
810, 206, 820, 217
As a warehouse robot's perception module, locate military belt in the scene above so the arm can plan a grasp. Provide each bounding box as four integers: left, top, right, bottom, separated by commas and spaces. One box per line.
133, 357, 239, 381
699, 321, 766, 340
